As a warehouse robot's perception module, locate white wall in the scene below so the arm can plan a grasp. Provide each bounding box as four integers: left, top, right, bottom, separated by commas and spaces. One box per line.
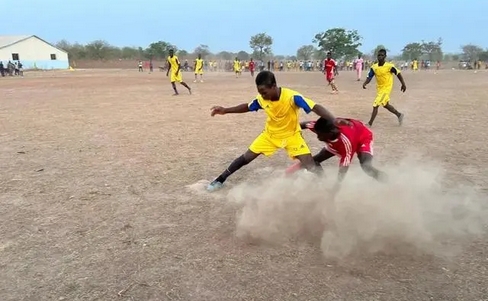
0, 36, 68, 62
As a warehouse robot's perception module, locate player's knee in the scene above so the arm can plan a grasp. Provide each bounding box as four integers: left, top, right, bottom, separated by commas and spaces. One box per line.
242, 151, 259, 163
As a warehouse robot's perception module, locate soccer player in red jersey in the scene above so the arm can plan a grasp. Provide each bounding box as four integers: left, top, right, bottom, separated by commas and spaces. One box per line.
323, 52, 339, 93
249, 58, 256, 78
286, 117, 386, 195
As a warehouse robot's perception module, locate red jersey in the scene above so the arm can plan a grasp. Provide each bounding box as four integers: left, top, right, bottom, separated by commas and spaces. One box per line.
249, 61, 255, 71
324, 58, 336, 77
306, 119, 373, 167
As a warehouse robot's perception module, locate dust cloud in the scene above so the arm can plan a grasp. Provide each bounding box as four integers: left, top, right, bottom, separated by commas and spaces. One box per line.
226, 156, 488, 259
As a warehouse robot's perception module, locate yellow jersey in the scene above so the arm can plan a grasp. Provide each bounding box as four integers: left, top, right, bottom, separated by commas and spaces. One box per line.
367, 62, 400, 91
168, 55, 180, 72
248, 87, 316, 139
195, 58, 203, 71
234, 60, 240, 71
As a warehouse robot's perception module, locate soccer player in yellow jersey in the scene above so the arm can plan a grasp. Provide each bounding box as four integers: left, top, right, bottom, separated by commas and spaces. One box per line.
362, 49, 406, 127
206, 71, 348, 192
233, 57, 241, 78
193, 54, 204, 83
166, 49, 191, 95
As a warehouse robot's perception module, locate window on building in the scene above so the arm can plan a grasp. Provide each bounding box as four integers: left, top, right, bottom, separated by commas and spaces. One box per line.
12, 53, 19, 60
50, 54, 57, 60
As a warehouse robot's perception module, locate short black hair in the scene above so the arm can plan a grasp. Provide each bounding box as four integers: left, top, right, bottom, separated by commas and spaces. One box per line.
313, 117, 337, 133
378, 49, 387, 55
255, 71, 276, 87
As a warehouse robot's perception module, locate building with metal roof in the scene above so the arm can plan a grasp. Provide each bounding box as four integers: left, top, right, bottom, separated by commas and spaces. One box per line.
0, 35, 69, 70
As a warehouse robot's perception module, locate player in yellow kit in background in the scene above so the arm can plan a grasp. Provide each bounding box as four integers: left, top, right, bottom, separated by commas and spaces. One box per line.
363, 49, 406, 127
166, 49, 192, 95
194, 54, 204, 83
233, 57, 241, 78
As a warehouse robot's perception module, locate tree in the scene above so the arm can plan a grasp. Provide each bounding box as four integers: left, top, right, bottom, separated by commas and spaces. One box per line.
372, 44, 389, 58
217, 51, 233, 60
479, 51, 488, 61
145, 41, 176, 60
461, 44, 484, 61
55, 39, 71, 52
249, 33, 273, 60
421, 38, 443, 61
314, 49, 327, 61
313, 28, 362, 59
193, 44, 211, 58
84, 40, 117, 60
402, 42, 423, 60
296, 45, 315, 60
237, 51, 250, 60
120, 47, 139, 59
178, 50, 189, 58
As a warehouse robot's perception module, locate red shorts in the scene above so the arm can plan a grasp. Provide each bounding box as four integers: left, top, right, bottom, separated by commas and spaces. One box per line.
358, 130, 373, 155
326, 73, 334, 82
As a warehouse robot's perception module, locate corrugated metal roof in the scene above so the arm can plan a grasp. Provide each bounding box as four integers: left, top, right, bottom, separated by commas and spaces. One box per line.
0, 35, 32, 49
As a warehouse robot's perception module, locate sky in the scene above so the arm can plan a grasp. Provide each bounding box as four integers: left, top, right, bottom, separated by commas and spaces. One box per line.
6, 0, 487, 56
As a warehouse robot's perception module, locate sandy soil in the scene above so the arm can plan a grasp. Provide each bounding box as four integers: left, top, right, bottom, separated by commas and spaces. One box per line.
0, 68, 487, 301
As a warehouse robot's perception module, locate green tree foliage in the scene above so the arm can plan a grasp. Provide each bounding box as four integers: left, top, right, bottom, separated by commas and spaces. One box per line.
421, 38, 443, 61
402, 42, 423, 60
249, 33, 273, 60
178, 49, 189, 57
237, 51, 250, 60
313, 28, 362, 59
296, 45, 316, 60
145, 41, 177, 60
372, 44, 389, 57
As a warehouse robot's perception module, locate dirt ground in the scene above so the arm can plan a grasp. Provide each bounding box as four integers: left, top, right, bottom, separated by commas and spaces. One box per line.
1, 69, 487, 301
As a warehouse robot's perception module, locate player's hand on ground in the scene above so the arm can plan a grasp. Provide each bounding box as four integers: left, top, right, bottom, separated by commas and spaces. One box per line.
401, 84, 406, 92
210, 106, 226, 116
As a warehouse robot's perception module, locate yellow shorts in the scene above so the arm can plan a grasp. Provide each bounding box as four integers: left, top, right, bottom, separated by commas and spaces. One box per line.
170, 71, 182, 83
195, 69, 203, 75
249, 131, 311, 159
373, 91, 391, 107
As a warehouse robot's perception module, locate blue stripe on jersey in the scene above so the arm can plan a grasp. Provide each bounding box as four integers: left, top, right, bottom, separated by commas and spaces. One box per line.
293, 95, 312, 114
368, 68, 375, 78
248, 99, 262, 111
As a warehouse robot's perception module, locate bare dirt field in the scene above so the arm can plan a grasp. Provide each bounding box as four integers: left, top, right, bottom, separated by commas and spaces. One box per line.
1, 69, 487, 301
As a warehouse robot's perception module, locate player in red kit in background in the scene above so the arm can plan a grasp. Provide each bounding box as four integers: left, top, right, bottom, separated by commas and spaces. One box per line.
323, 52, 339, 93
286, 117, 386, 197
249, 58, 256, 77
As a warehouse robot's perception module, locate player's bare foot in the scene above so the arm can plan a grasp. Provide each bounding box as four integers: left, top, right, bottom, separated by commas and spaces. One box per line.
172, 93, 179, 96
188, 88, 192, 95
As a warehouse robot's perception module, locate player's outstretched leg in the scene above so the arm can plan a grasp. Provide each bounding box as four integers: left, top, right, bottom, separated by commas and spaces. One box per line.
367, 106, 379, 127
171, 82, 179, 95
180, 81, 192, 94
207, 150, 260, 192
358, 152, 387, 182
383, 103, 404, 125
285, 149, 333, 175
